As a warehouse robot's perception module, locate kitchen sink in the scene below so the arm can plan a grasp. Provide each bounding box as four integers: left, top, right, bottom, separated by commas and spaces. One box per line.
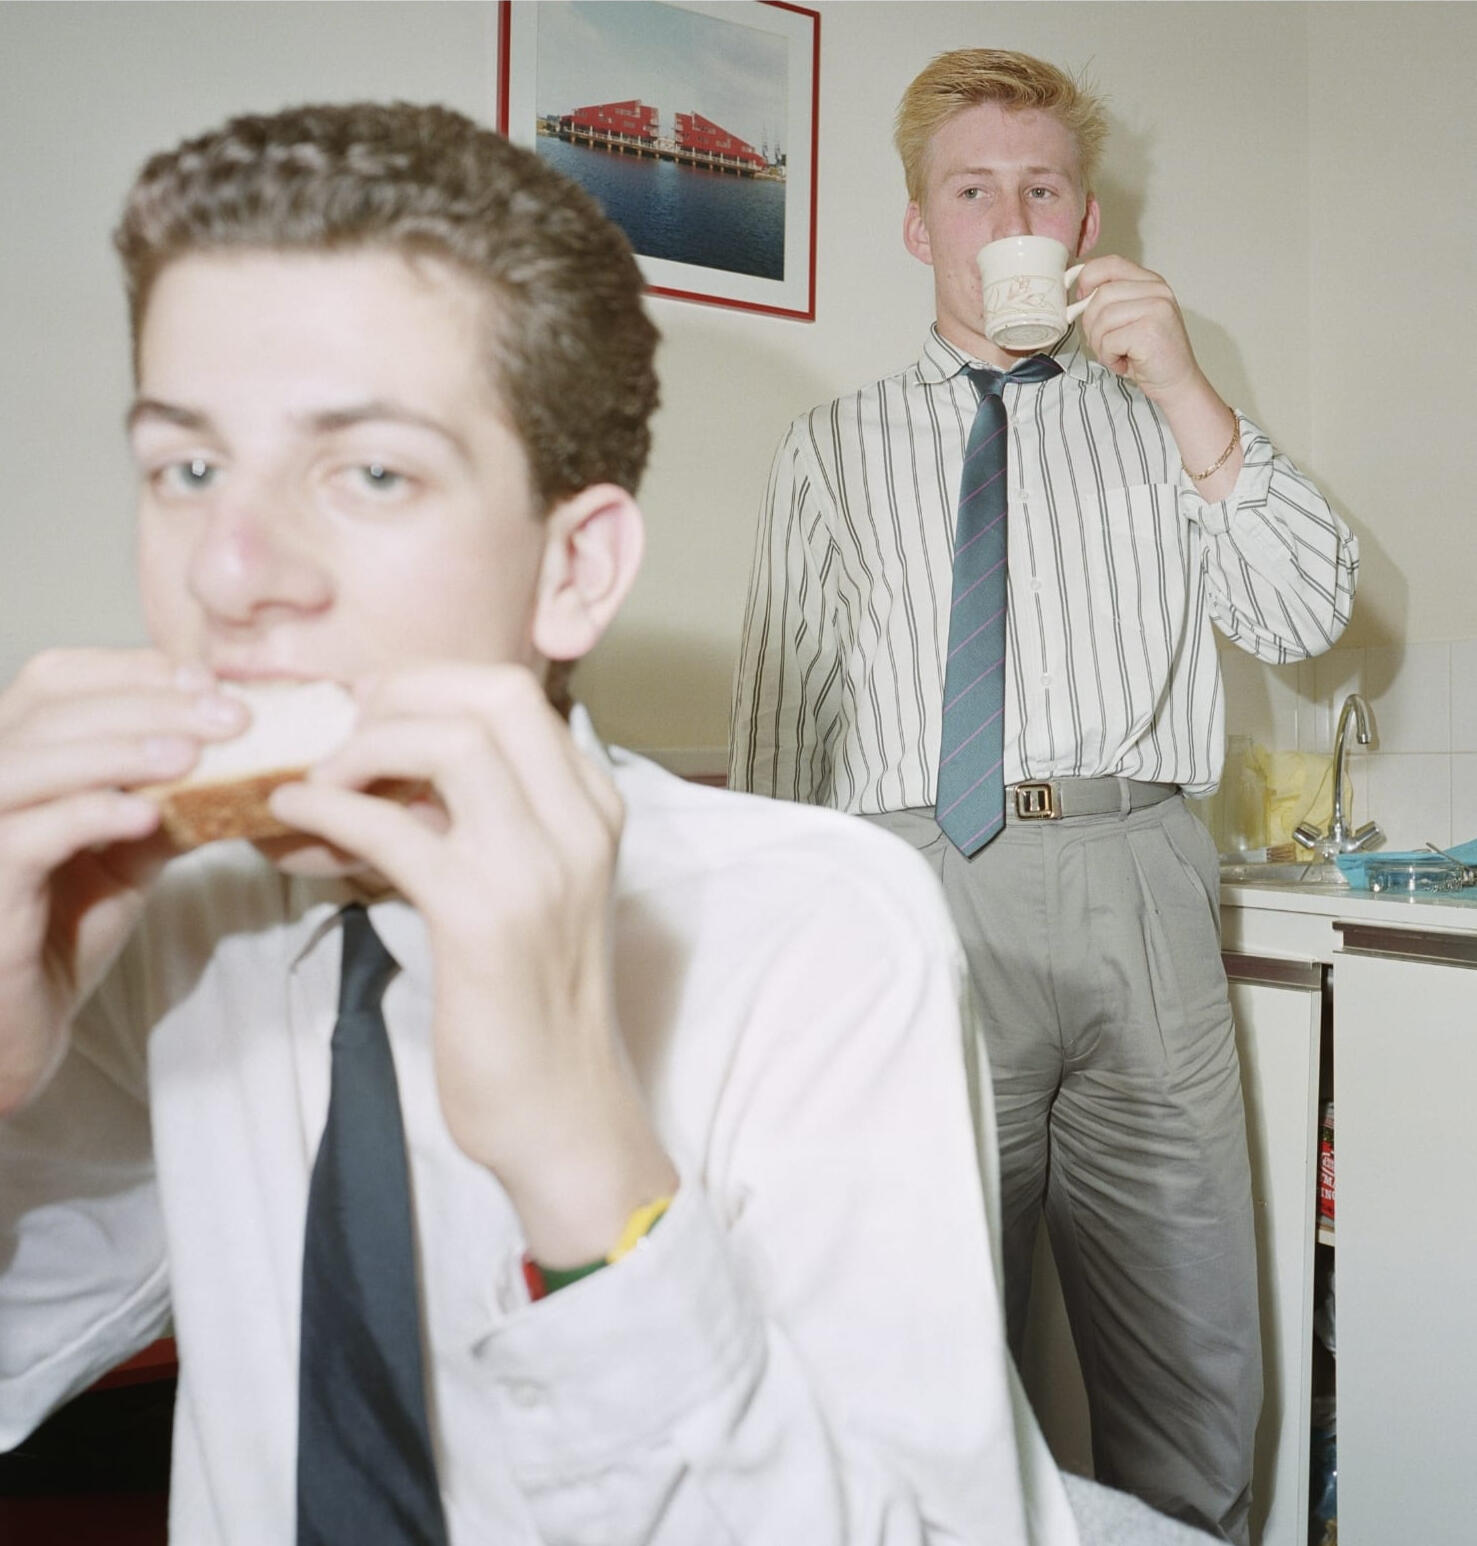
1218, 859, 1349, 887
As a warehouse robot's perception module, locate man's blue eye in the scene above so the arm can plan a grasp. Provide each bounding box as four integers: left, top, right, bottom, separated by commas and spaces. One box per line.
361, 463, 402, 489
171, 458, 215, 488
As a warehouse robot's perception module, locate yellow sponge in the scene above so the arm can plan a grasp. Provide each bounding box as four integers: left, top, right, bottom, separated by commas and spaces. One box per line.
1250, 747, 1336, 849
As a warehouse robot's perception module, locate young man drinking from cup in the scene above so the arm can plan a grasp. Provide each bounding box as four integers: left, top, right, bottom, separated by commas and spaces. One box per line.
730, 47, 1359, 1545
0, 100, 1129, 1545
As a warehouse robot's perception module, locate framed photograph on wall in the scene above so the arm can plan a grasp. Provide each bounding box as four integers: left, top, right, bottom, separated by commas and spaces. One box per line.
497, 0, 819, 320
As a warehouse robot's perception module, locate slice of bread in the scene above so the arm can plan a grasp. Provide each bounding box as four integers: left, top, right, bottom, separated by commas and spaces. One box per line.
146, 680, 358, 849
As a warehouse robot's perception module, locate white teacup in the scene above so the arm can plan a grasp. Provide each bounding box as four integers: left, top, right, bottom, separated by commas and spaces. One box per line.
976, 235, 1087, 351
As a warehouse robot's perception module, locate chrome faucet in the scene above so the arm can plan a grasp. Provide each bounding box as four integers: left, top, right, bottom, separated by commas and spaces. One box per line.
1294, 692, 1383, 858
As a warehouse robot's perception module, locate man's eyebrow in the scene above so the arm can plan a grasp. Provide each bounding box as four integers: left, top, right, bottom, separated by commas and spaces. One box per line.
303, 401, 474, 464
946, 164, 1070, 179
126, 399, 211, 434
125, 397, 474, 463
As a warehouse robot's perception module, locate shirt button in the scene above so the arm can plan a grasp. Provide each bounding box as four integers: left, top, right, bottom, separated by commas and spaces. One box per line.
1040, 674, 1052, 686
1029, 578, 1043, 593
505, 1380, 542, 1409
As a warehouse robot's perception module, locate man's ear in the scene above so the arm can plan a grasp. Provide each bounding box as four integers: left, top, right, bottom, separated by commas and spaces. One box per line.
903, 201, 934, 266
530, 483, 645, 664
1076, 193, 1102, 259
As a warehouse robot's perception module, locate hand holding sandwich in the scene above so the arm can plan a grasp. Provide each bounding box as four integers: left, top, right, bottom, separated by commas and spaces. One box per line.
269, 661, 679, 1270
0, 648, 247, 1113
0, 645, 675, 1262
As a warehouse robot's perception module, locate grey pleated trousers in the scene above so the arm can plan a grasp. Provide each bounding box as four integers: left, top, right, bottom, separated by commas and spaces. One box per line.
865, 796, 1260, 1546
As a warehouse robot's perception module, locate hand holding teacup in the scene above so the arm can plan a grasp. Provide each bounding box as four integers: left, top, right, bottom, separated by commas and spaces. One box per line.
977, 241, 1240, 492
1053, 252, 1205, 406
977, 241, 1204, 402
1048, 250, 1244, 495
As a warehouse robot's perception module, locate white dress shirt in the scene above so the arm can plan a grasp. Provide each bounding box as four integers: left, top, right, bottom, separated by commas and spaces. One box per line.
0, 709, 1081, 1546
729, 328, 1358, 814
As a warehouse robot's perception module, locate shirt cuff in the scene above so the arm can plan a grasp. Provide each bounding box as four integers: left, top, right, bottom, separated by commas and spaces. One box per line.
471, 1182, 762, 1481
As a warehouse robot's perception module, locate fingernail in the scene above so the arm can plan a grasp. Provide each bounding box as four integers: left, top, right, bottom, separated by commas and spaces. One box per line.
195, 692, 249, 730
143, 734, 194, 770
118, 794, 162, 829
173, 662, 213, 692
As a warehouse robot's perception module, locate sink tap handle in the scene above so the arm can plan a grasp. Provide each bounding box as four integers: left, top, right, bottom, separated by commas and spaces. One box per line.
1350, 821, 1383, 853
1293, 821, 1325, 852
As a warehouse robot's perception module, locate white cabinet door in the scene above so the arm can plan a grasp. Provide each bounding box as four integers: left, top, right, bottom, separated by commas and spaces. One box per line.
1021, 950, 1322, 1546
1224, 958, 1323, 1546
1333, 923, 1477, 1546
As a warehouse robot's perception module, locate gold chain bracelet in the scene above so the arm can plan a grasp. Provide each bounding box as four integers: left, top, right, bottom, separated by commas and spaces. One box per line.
1184, 408, 1240, 483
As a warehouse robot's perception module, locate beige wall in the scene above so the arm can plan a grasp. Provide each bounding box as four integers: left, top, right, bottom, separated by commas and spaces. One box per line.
2, 3, 1470, 764
1308, 2, 1475, 651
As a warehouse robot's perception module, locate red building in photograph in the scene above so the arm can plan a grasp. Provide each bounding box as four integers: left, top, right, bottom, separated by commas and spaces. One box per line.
559, 99, 658, 146
545, 99, 773, 178
673, 112, 766, 170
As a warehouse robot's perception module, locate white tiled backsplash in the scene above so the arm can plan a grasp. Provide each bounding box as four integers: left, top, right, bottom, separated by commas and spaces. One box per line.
1217, 639, 1477, 853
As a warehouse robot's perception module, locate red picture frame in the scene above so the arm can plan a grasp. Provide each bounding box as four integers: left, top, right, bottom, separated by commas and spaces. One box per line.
497, 0, 819, 321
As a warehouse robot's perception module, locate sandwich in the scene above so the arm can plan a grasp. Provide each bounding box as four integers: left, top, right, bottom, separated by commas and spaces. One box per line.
145, 679, 360, 849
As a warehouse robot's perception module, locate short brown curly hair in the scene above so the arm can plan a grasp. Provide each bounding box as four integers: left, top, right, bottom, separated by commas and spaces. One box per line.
114, 101, 660, 512
895, 49, 1108, 207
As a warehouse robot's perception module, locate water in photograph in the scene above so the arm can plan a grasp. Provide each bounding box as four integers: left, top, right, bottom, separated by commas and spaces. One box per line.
539, 137, 785, 280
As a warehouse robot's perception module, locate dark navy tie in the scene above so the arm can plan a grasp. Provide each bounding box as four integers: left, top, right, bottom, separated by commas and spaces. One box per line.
297, 904, 448, 1545
936, 356, 1063, 855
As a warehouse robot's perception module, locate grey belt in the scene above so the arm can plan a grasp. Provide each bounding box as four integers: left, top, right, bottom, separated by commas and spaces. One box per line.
1004, 777, 1180, 823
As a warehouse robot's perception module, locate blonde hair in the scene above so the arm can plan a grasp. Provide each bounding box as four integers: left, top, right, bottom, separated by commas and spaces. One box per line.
894, 49, 1107, 205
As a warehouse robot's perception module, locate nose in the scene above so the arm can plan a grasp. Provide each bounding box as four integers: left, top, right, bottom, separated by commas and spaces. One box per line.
995, 192, 1032, 238
186, 489, 332, 629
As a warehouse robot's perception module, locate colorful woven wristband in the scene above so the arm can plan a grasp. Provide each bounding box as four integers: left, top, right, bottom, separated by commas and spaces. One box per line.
522, 1195, 673, 1301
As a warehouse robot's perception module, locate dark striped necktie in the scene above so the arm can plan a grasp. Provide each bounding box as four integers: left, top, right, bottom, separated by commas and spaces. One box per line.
935, 356, 1063, 855
297, 904, 449, 1546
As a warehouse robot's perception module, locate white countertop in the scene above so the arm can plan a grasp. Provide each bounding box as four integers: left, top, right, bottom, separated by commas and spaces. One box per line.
1220, 876, 1477, 963
1221, 879, 1477, 927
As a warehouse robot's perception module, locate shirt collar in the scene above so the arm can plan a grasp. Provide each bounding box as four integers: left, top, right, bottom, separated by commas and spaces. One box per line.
915, 323, 1090, 387
568, 701, 615, 776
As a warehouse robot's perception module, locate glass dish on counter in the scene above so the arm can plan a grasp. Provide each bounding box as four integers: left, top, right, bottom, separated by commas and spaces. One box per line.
1365, 855, 1477, 894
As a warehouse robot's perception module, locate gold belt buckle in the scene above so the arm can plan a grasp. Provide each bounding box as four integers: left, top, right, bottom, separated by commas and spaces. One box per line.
1013, 781, 1060, 820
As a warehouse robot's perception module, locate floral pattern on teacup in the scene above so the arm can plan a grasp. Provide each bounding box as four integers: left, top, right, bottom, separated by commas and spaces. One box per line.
983, 274, 1062, 318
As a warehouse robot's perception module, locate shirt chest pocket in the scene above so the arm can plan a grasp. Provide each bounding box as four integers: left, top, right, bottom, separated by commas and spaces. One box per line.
1083, 482, 1187, 627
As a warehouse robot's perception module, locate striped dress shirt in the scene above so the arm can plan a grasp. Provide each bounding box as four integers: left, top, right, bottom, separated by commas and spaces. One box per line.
730, 328, 1358, 814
